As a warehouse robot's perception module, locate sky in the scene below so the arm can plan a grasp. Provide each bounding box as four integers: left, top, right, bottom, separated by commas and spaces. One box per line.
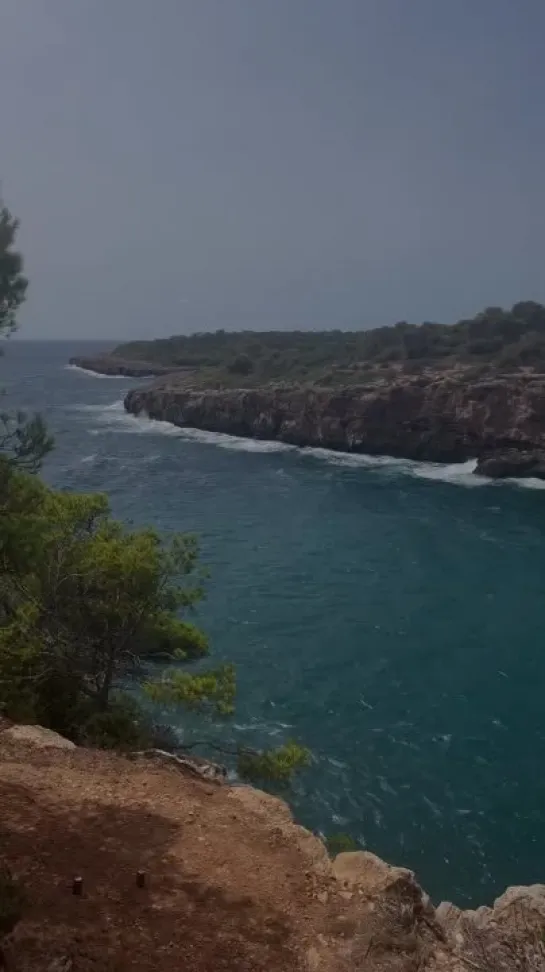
1, 0, 545, 340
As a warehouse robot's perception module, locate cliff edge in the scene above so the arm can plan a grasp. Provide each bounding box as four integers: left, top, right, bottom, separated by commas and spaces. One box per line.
1, 726, 544, 971
123, 369, 545, 479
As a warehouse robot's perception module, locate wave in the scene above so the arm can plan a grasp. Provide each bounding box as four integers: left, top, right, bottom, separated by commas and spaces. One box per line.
70, 400, 128, 413
512, 476, 545, 491
75, 399, 545, 489
64, 364, 129, 379
84, 401, 295, 451
173, 426, 295, 453
299, 449, 494, 488
299, 447, 545, 489
300, 449, 483, 485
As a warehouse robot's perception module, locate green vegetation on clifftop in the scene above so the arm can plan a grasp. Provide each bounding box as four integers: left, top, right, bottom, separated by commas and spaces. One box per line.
108, 301, 545, 387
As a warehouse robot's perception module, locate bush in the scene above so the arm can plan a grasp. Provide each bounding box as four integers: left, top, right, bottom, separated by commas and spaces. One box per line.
228, 354, 253, 376
79, 694, 150, 750
496, 333, 545, 368
467, 337, 503, 356
237, 741, 311, 784
325, 832, 359, 856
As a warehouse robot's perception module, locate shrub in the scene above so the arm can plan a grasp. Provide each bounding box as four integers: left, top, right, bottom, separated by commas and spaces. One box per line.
228, 354, 253, 376
325, 832, 359, 856
467, 337, 503, 356
79, 694, 150, 750
237, 741, 311, 784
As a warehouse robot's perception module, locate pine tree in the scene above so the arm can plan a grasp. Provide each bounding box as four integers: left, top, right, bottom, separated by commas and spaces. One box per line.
0, 199, 52, 468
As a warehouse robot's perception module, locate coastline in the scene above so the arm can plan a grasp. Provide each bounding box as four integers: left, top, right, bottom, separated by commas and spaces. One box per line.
70, 354, 545, 480
124, 373, 545, 481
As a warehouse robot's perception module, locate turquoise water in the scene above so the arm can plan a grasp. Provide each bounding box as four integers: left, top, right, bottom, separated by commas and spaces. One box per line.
5, 341, 545, 905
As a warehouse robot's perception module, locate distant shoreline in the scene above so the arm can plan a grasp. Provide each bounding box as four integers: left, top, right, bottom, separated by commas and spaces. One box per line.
69, 302, 545, 483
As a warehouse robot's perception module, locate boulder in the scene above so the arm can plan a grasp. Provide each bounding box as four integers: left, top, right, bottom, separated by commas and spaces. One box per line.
2, 725, 76, 750
332, 850, 416, 896
435, 885, 545, 970
476, 449, 545, 479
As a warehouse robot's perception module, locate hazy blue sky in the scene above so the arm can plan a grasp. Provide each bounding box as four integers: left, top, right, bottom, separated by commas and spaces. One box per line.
1, 0, 545, 339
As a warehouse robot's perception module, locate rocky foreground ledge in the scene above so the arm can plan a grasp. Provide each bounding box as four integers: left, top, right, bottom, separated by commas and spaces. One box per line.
1, 724, 545, 971
124, 370, 545, 480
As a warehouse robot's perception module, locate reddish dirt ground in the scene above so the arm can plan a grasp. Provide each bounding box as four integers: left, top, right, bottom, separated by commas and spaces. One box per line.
0, 735, 337, 971
4, 731, 539, 972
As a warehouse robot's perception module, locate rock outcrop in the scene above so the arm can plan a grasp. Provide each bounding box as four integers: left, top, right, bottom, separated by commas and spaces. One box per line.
436, 886, 545, 970
1, 724, 76, 750
124, 370, 545, 478
475, 448, 545, 479
2, 726, 545, 970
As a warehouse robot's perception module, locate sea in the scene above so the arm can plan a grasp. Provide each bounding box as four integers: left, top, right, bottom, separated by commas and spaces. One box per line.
4, 340, 545, 906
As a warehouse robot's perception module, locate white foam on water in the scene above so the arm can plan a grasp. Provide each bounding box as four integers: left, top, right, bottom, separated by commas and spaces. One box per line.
77, 399, 545, 490
65, 364, 129, 379
71, 400, 127, 413
411, 458, 487, 487
302, 448, 488, 487
302, 447, 409, 470
178, 427, 295, 453
86, 402, 295, 451
512, 476, 545, 490
303, 448, 545, 490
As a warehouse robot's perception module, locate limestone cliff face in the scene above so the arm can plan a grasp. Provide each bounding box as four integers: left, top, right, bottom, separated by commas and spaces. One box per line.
124, 372, 545, 477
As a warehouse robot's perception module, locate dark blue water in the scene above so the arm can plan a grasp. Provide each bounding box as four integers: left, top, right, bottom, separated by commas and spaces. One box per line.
5, 340, 545, 906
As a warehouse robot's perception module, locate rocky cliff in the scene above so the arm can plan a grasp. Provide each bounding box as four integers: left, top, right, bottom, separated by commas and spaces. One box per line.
124, 370, 545, 479
1, 724, 544, 971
